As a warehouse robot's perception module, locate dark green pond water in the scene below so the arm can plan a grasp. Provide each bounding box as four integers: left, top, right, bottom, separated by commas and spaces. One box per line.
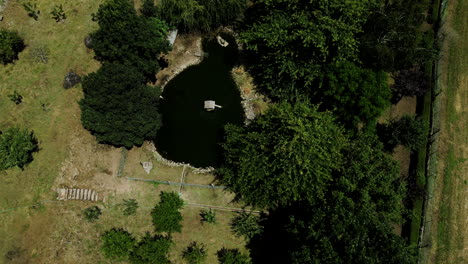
155, 34, 244, 168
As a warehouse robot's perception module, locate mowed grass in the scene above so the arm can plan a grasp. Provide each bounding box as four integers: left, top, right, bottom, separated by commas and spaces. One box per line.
430, 0, 468, 262
1, 1, 248, 263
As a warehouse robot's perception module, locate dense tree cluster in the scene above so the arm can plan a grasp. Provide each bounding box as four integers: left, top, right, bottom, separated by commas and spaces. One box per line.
0, 127, 38, 170
79, 63, 162, 148
156, 0, 245, 32
91, 0, 170, 79
151, 191, 184, 233
0, 29, 25, 65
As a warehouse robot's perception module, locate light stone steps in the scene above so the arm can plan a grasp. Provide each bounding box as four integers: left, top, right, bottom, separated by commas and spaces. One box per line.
57, 188, 99, 202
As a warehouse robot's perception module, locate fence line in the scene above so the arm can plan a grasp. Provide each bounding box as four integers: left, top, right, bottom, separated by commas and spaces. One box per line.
126, 176, 226, 189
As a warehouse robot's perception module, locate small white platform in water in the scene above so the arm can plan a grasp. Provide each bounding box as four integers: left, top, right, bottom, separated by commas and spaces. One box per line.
204, 100, 222, 111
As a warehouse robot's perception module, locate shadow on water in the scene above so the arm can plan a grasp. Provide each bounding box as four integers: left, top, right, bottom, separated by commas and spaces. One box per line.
155, 33, 244, 168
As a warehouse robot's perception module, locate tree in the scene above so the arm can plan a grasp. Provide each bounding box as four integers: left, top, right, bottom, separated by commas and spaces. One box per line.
0, 29, 25, 64
122, 198, 139, 216
391, 67, 430, 103
50, 4, 66, 22
316, 61, 391, 128
101, 228, 135, 261
247, 136, 413, 264
377, 115, 426, 152
359, 0, 435, 71
140, 0, 158, 18
156, 0, 245, 32
230, 212, 262, 239
200, 209, 216, 224
151, 191, 184, 233
216, 248, 250, 264
240, 0, 373, 101
91, 0, 170, 78
217, 102, 347, 208
0, 127, 38, 170
83, 206, 102, 222
182, 242, 207, 264
79, 63, 162, 148
129, 233, 172, 264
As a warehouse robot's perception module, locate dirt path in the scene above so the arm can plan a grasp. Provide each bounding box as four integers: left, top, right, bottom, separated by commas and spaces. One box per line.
424, 0, 468, 262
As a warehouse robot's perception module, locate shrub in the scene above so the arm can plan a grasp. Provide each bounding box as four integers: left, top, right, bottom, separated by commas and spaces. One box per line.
29, 45, 50, 63
83, 206, 102, 222
151, 192, 184, 233
50, 4, 66, 22
140, 0, 157, 18
63, 71, 82, 89
377, 115, 426, 152
22, 2, 40, 20
129, 233, 172, 264
7, 91, 23, 105
230, 212, 262, 239
122, 198, 139, 216
182, 242, 207, 264
0, 127, 38, 170
0, 29, 25, 64
216, 248, 250, 264
101, 228, 135, 260
200, 209, 216, 224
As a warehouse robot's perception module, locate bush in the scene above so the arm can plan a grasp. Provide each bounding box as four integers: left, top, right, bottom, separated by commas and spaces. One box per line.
216, 248, 250, 264
83, 206, 102, 222
7, 91, 23, 105
0, 29, 25, 64
129, 233, 172, 264
0, 127, 38, 170
377, 115, 426, 152
101, 228, 135, 260
200, 209, 216, 224
151, 192, 184, 233
230, 212, 262, 239
140, 0, 157, 18
50, 4, 66, 22
29, 45, 50, 63
182, 242, 207, 264
63, 71, 82, 89
22, 2, 40, 20
122, 198, 139, 216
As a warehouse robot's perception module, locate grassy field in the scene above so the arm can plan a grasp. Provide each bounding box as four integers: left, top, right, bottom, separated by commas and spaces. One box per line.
0, 1, 248, 263
423, 0, 468, 262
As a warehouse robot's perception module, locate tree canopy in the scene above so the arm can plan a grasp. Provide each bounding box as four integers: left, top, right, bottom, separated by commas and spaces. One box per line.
79, 63, 162, 148
217, 102, 347, 208
91, 0, 170, 78
216, 248, 251, 264
182, 242, 207, 264
316, 61, 391, 128
129, 233, 172, 264
0, 29, 25, 64
101, 228, 135, 261
0, 127, 38, 170
151, 191, 184, 233
391, 67, 430, 103
377, 115, 426, 152
156, 0, 245, 32
240, 0, 373, 101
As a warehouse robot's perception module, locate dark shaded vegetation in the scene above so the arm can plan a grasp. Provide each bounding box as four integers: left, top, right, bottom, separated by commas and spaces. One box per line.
182, 241, 207, 264
216, 248, 251, 264
0, 29, 25, 64
151, 191, 184, 233
378, 115, 426, 152
0, 127, 38, 170
83, 206, 102, 222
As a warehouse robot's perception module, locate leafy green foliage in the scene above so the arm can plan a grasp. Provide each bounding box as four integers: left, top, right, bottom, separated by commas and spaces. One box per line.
182, 242, 207, 264
129, 233, 172, 264
218, 102, 347, 208
248, 136, 413, 264
7, 91, 23, 105
79, 63, 162, 148
216, 248, 250, 264
50, 4, 66, 22
0, 29, 25, 64
22, 2, 40, 20
140, 0, 157, 18
230, 212, 262, 239
151, 191, 184, 233
91, 0, 170, 78
156, 0, 245, 32
101, 228, 135, 261
83, 206, 102, 222
199, 209, 216, 224
316, 61, 391, 128
0, 127, 38, 170
359, 0, 435, 71
377, 115, 426, 152
122, 198, 139, 216
240, 0, 373, 101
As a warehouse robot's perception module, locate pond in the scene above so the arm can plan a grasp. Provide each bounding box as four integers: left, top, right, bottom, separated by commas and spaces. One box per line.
155, 33, 244, 168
